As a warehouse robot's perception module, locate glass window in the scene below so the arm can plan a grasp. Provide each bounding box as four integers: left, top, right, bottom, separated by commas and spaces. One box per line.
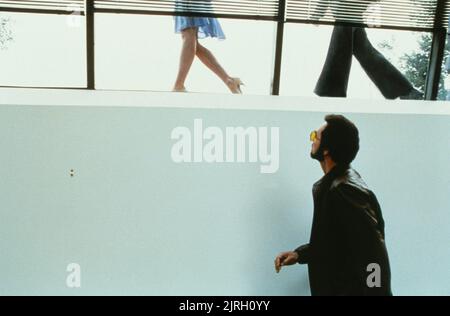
280, 23, 429, 100
95, 14, 276, 95
0, 11, 86, 88
280, 24, 335, 98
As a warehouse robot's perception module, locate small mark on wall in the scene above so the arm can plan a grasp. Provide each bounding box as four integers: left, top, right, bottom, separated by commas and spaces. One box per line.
70, 169, 75, 177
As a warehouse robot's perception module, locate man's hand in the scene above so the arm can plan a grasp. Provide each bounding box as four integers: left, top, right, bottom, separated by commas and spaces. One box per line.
274, 251, 299, 273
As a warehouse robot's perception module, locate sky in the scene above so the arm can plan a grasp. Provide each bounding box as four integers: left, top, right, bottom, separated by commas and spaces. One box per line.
0, 10, 445, 100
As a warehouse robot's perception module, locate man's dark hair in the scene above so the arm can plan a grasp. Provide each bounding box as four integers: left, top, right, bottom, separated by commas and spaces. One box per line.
321, 114, 360, 165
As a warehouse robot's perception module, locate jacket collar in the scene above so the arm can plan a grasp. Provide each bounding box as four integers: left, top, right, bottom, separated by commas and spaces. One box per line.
318, 163, 351, 186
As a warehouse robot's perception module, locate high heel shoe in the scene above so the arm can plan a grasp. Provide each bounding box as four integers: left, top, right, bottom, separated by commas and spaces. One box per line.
226, 77, 244, 94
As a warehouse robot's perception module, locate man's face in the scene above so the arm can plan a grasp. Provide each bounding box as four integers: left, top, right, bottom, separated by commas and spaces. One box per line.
310, 123, 327, 157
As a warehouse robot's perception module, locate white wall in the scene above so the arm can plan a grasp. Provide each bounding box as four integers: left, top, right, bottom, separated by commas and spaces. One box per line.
0, 88, 449, 295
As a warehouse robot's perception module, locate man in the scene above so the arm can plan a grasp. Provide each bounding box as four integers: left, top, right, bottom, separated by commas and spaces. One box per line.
274, 115, 392, 296
311, 1, 423, 99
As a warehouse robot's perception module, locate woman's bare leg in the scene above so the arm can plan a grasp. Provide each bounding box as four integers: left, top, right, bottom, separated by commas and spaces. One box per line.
196, 41, 231, 83
196, 41, 242, 93
173, 27, 198, 91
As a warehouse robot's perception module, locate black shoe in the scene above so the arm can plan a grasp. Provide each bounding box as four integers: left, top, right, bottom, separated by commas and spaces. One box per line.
399, 89, 424, 100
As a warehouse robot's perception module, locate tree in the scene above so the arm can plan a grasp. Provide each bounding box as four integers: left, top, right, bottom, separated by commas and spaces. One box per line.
0, 16, 13, 50
400, 33, 450, 100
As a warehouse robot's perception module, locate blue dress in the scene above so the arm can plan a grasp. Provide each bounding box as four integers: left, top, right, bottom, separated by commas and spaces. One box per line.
174, 16, 226, 40
174, 0, 225, 39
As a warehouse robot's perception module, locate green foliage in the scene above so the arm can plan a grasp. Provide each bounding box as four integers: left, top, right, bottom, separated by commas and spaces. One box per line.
0, 16, 13, 50
400, 33, 450, 100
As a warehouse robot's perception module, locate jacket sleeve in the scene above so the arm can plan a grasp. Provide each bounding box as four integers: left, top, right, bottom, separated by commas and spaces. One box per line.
327, 183, 389, 295
329, 183, 386, 253
294, 243, 311, 264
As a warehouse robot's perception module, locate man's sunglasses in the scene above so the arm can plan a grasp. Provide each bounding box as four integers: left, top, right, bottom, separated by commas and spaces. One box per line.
310, 130, 320, 142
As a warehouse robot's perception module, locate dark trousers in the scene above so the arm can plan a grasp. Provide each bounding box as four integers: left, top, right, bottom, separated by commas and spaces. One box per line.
314, 26, 414, 99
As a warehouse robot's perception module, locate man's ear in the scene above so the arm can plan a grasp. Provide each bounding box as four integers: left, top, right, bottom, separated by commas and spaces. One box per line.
323, 149, 330, 156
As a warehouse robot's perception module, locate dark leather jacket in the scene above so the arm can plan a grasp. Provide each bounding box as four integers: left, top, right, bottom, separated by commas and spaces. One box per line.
295, 164, 392, 296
